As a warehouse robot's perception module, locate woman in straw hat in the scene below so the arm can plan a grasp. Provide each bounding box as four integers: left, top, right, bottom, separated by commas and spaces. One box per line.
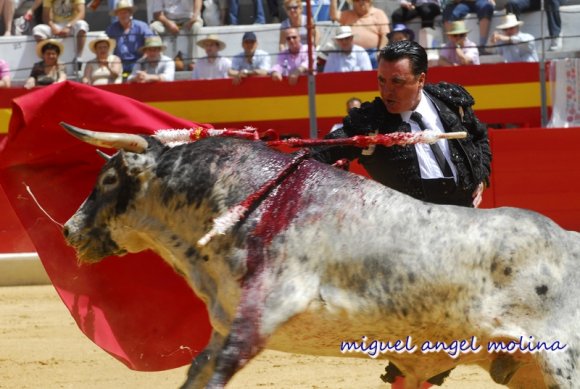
192, 34, 231, 80
82, 33, 123, 85
490, 13, 538, 63
24, 39, 66, 89
127, 36, 175, 83
438, 20, 480, 66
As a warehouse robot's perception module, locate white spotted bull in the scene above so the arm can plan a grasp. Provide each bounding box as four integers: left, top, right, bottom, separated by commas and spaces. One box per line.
61, 123, 580, 389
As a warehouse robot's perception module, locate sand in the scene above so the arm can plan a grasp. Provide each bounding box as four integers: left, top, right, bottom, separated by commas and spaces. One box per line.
0, 285, 505, 389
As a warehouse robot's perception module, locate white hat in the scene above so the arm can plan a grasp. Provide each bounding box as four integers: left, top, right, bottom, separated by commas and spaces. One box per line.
496, 13, 524, 30
197, 34, 226, 51
334, 26, 354, 40
110, 0, 135, 15
446, 20, 470, 35
89, 32, 116, 54
139, 36, 167, 52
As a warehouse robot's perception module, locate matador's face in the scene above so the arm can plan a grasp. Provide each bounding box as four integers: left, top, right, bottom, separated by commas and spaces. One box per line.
377, 57, 424, 114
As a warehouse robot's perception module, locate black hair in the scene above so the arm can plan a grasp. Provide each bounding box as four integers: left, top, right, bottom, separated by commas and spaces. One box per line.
42, 43, 61, 56
378, 40, 428, 76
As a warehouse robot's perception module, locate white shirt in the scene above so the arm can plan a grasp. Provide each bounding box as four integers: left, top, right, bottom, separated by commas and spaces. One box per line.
323, 44, 372, 73
152, 0, 193, 20
192, 56, 231, 80
400, 90, 457, 180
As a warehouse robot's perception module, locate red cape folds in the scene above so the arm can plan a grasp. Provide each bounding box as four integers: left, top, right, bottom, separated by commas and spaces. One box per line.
0, 81, 213, 371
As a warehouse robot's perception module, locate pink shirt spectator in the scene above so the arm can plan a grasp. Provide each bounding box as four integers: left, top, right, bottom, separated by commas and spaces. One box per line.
0, 60, 9, 78
271, 44, 312, 75
339, 7, 389, 50
439, 38, 480, 65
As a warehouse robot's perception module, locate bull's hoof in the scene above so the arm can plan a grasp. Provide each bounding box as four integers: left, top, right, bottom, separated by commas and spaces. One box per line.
490, 354, 521, 385
380, 362, 403, 383
426, 369, 452, 386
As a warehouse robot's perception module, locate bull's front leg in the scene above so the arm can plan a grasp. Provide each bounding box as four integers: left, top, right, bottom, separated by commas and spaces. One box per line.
204, 270, 317, 388
179, 331, 225, 389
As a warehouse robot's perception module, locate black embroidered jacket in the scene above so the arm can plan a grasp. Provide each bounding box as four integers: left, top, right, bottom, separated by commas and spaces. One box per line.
314, 82, 492, 201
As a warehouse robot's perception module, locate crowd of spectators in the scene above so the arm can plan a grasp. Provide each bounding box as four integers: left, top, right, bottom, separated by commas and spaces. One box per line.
0, 0, 567, 88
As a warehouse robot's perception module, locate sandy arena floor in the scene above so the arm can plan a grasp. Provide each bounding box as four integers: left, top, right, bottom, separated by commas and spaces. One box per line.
0, 285, 506, 389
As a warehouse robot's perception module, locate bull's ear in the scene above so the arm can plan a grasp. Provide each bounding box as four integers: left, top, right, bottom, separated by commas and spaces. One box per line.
60, 122, 149, 153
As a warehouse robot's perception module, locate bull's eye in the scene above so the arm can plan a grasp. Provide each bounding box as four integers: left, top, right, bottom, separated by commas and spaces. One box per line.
99, 169, 119, 191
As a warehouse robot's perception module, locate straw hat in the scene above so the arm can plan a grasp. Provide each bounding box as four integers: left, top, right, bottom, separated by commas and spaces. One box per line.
139, 36, 166, 52
496, 13, 524, 30
334, 26, 354, 40
446, 20, 470, 35
197, 34, 226, 51
110, 0, 135, 15
36, 39, 64, 58
89, 33, 116, 54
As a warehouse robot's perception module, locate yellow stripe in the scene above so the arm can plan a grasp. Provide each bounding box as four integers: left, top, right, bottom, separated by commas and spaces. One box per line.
0, 108, 11, 134
469, 82, 552, 109
0, 82, 551, 133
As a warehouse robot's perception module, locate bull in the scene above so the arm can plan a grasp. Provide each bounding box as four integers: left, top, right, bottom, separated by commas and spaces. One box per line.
61, 123, 580, 389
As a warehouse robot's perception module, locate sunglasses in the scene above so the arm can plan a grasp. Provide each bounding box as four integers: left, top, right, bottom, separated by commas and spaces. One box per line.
286, 35, 299, 41
353, 0, 370, 3
452, 33, 467, 38
286, 5, 299, 10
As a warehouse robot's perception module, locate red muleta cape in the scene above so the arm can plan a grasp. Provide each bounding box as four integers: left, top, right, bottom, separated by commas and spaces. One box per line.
0, 81, 213, 371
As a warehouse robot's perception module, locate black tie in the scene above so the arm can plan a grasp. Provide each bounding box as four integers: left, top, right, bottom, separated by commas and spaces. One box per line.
410, 112, 453, 178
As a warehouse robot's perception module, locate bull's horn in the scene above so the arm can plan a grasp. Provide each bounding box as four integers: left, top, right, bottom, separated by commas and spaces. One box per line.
60, 122, 148, 153
96, 149, 112, 161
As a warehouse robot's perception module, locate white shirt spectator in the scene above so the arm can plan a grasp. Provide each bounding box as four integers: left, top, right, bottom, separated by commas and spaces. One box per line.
323, 44, 372, 73
193, 57, 231, 79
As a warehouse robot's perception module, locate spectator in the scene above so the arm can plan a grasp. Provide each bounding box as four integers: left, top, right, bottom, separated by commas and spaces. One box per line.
387, 23, 414, 42
16, 0, 43, 35
490, 13, 538, 62
271, 28, 312, 85
330, 96, 362, 132
201, 0, 227, 25
24, 39, 66, 89
0, 58, 10, 87
329, 0, 390, 68
0, 0, 14, 35
266, 0, 279, 22
442, 0, 494, 54
391, 0, 440, 29
229, 0, 265, 24
323, 26, 372, 73
32, 0, 89, 63
127, 36, 175, 83
82, 33, 122, 85
505, 0, 562, 51
150, 0, 203, 65
228, 32, 271, 85
106, 0, 154, 76
438, 20, 480, 66
279, 0, 319, 52
192, 34, 231, 79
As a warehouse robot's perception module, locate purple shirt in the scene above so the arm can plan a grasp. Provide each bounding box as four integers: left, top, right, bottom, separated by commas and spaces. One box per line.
439, 38, 480, 66
0, 60, 9, 79
271, 44, 314, 75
